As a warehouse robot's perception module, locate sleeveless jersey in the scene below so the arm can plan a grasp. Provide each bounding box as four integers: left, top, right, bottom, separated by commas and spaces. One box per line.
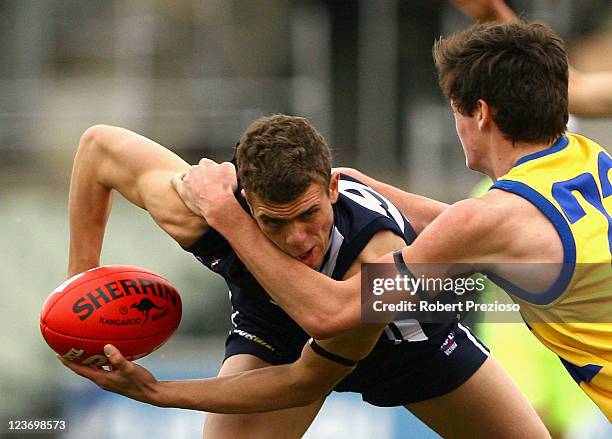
186, 173, 453, 356
490, 133, 612, 420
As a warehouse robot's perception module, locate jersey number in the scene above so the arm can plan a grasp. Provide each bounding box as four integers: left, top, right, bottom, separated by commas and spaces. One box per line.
551, 152, 612, 257
338, 180, 406, 232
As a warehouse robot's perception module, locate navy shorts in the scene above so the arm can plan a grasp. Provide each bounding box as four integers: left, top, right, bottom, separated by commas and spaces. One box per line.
224, 320, 489, 407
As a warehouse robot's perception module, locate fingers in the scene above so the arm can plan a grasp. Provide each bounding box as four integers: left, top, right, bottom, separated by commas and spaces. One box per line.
170, 173, 184, 194
198, 157, 215, 166
104, 344, 131, 372
58, 355, 106, 381
219, 161, 236, 174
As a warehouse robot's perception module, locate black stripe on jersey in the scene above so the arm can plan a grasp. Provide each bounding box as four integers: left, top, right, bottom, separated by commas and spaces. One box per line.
387, 322, 405, 342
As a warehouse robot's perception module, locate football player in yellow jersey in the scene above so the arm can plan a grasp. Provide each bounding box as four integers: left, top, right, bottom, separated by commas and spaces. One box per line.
171, 20, 612, 423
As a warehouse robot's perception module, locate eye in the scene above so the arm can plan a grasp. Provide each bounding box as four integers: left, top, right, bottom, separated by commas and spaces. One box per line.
263, 217, 284, 227
300, 208, 318, 219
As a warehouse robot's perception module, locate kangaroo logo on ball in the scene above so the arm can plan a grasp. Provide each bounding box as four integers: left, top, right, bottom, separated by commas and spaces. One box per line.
131, 298, 165, 325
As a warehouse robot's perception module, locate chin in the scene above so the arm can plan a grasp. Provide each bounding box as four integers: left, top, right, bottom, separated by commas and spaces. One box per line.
465, 157, 483, 173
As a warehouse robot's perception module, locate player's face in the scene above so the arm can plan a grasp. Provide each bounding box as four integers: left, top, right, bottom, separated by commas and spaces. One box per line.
247, 175, 339, 269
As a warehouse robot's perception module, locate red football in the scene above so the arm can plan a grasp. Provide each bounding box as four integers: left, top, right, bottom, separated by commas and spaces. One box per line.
40, 265, 182, 366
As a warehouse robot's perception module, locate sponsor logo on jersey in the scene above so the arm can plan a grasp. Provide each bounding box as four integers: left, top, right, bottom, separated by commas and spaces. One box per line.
440, 331, 458, 356
232, 329, 276, 352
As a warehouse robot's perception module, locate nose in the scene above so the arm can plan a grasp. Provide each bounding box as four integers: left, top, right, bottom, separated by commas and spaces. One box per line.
285, 222, 309, 248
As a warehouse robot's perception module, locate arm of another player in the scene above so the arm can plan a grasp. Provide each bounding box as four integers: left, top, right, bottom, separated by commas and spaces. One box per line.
172, 162, 401, 338
60, 323, 387, 413
68, 125, 207, 277
173, 161, 515, 334
568, 67, 612, 118
451, 0, 612, 118
449, 0, 516, 23
333, 167, 449, 234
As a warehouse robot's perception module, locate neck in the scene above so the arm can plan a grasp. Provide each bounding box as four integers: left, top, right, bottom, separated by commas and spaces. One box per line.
481, 137, 560, 181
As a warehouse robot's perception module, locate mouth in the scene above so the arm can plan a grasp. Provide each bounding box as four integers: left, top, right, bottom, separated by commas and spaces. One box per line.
296, 248, 315, 264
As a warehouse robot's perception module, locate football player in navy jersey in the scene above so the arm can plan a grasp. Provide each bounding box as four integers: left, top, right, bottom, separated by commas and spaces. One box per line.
63, 116, 548, 437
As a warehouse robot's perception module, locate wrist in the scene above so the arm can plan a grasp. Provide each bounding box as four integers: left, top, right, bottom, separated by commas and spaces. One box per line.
490, 0, 516, 22
147, 380, 171, 408
67, 257, 99, 278
206, 194, 246, 231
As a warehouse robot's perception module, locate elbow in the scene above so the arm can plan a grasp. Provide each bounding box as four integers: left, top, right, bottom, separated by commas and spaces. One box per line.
287, 371, 327, 408
290, 387, 321, 408
78, 124, 115, 155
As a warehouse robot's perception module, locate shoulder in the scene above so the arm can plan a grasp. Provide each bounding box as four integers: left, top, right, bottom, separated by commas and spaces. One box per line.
406, 195, 516, 263
335, 175, 413, 239
343, 230, 406, 279
357, 230, 406, 263
434, 196, 506, 234
409, 189, 562, 264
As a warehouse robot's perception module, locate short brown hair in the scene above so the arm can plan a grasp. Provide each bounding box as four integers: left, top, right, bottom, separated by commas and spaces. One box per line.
236, 114, 332, 204
433, 21, 568, 144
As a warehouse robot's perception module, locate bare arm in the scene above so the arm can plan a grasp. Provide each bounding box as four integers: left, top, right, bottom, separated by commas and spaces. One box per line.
172, 160, 514, 332
172, 161, 404, 338
450, 0, 516, 23
61, 322, 387, 413
68, 125, 207, 277
568, 68, 612, 118
451, 0, 612, 118
334, 167, 449, 233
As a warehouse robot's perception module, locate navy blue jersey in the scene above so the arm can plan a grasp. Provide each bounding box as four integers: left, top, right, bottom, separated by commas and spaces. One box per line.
184, 174, 487, 406
186, 174, 452, 355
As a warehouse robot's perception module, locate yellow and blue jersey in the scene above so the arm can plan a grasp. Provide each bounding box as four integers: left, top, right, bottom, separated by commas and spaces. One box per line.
489, 133, 612, 421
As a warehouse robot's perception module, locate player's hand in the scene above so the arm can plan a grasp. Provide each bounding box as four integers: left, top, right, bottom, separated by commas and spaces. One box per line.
59, 344, 160, 405
449, 0, 514, 22
171, 159, 239, 223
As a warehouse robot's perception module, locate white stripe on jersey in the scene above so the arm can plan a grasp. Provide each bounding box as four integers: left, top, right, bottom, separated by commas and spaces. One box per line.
318, 218, 429, 343
231, 310, 239, 326
319, 183, 429, 343
393, 319, 428, 342
457, 322, 490, 356
319, 226, 344, 277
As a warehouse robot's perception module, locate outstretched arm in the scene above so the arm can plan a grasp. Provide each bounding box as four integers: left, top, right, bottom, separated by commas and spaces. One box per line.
61, 322, 386, 413
68, 125, 207, 277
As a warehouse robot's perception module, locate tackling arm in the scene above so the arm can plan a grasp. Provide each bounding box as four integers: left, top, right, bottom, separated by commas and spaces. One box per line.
68, 125, 207, 277
172, 161, 406, 337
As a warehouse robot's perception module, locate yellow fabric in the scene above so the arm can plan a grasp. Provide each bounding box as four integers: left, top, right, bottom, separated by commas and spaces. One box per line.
491, 133, 612, 421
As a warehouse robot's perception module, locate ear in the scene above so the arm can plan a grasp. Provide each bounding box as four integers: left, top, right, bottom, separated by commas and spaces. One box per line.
328, 171, 340, 204
477, 99, 492, 131
242, 189, 255, 215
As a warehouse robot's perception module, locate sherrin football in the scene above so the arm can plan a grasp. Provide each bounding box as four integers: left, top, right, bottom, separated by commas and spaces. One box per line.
40, 265, 182, 366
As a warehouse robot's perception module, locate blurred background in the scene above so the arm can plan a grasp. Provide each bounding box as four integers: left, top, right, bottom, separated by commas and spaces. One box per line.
1, 0, 611, 438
